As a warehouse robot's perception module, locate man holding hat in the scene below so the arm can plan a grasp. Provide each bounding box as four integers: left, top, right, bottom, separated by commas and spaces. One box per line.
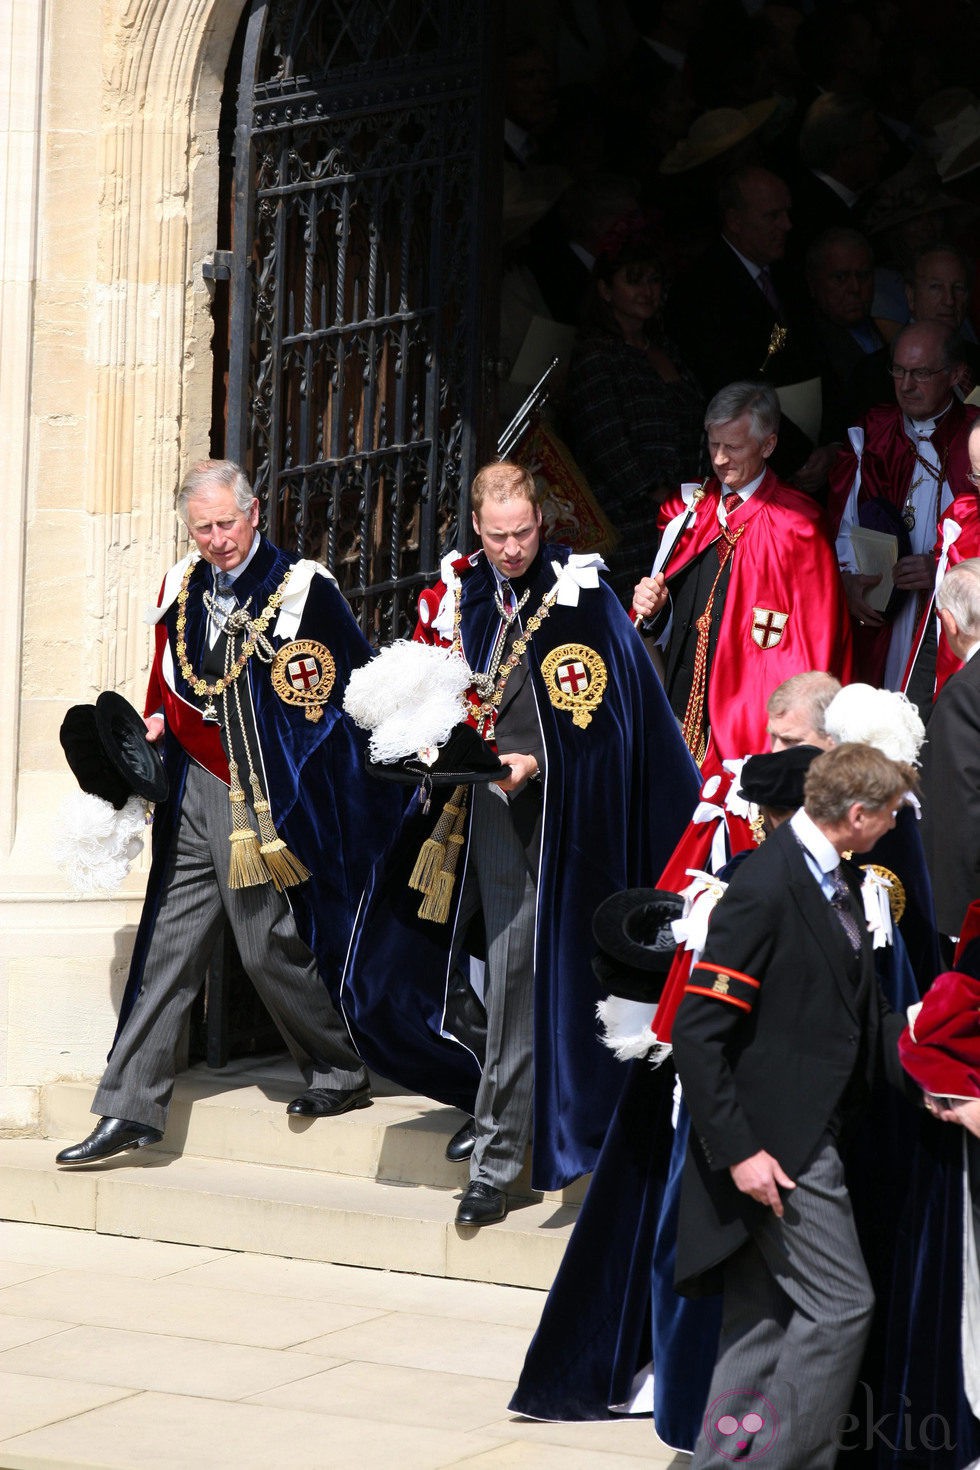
57, 459, 401, 1166
342, 459, 699, 1224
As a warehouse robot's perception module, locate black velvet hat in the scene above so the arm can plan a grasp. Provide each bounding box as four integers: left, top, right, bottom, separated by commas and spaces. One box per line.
737, 744, 821, 811
368, 721, 506, 786
60, 692, 169, 808
591, 887, 685, 1002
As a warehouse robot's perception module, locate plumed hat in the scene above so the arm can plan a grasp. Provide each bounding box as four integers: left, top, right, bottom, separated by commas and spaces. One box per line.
60, 692, 169, 808
898, 968, 980, 1099
344, 640, 504, 786
737, 745, 821, 810
591, 888, 685, 1003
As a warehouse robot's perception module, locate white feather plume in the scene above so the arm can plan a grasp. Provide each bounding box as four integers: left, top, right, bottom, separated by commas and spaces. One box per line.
343, 641, 474, 763
51, 793, 147, 898
824, 683, 926, 764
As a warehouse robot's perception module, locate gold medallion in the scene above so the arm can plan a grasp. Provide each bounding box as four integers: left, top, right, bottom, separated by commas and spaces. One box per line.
270, 640, 336, 723
860, 863, 907, 923
540, 643, 607, 728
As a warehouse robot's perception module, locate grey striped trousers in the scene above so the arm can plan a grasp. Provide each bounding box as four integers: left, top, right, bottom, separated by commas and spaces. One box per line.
93, 760, 366, 1131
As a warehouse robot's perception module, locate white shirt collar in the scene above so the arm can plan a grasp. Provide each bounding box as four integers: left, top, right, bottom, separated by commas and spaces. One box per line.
790, 807, 842, 875
568, 240, 595, 270
722, 236, 767, 282
811, 169, 860, 209
504, 118, 533, 166
643, 36, 685, 69
964, 641, 980, 663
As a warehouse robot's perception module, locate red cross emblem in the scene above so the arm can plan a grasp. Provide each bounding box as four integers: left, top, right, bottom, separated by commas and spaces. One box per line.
751, 607, 789, 650
558, 659, 589, 694
287, 656, 321, 691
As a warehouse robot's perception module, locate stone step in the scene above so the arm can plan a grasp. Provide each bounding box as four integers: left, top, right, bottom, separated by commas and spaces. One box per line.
0, 1137, 575, 1290
40, 1064, 589, 1207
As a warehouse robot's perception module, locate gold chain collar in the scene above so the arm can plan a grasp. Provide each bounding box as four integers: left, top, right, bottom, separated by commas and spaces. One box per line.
175, 559, 293, 700
452, 574, 560, 734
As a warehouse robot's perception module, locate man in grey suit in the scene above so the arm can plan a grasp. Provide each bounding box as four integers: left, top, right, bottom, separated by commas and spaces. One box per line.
921, 557, 980, 961
672, 742, 916, 1469
57, 460, 399, 1166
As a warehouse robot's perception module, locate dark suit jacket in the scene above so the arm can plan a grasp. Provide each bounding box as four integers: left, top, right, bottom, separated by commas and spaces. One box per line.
664, 239, 820, 476
920, 652, 980, 937
671, 819, 907, 1295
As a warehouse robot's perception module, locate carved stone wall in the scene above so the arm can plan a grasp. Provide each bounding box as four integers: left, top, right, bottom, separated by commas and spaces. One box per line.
0, 0, 247, 1127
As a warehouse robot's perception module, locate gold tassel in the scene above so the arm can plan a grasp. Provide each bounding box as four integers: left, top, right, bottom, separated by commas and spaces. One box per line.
227, 763, 268, 889
249, 773, 311, 891
417, 797, 468, 924
409, 784, 467, 895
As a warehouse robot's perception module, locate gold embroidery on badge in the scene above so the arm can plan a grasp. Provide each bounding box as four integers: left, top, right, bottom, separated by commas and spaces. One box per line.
270, 640, 336, 722
540, 644, 608, 728
712, 974, 731, 994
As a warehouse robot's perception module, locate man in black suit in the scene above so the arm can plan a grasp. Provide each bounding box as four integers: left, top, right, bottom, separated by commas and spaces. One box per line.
788, 93, 888, 259
664, 165, 823, 483
672, 741, 916, 1469
921, 557, 980, 960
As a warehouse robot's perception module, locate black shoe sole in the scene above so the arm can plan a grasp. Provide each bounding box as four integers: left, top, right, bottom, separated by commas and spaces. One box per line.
55, 1133, 161, 1166
286, 1092, 372, 1118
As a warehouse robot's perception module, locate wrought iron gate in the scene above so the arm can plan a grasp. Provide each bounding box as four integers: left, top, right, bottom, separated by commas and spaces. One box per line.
225, 0, 501, 644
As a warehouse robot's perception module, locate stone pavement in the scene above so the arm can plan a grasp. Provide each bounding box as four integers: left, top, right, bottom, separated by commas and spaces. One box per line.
0, 1220, 687, 1469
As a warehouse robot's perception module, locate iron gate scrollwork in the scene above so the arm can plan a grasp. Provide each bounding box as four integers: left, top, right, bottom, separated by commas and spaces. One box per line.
227, 0, 501, 644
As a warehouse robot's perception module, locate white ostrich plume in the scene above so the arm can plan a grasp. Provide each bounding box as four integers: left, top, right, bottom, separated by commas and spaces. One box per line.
51, 793, 147, 898
343, 641, 474, 764
824, 683, 926, 764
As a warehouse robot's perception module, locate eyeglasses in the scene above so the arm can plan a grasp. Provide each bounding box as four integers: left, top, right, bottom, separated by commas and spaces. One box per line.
887, 364, 947, 382
968, 471, 980, 486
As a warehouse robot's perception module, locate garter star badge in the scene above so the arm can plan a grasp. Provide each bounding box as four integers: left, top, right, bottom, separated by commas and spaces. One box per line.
540, 643, 607, 728
751, 607, 789, 650
270, 640, 336, 722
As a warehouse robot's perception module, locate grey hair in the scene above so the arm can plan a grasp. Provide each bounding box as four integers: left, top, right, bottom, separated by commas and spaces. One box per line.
805, 227, 873, 281
766, 671, 842, 732
176, 460, 254, 522
937, 557, 980, 639
705, 381, 780, 442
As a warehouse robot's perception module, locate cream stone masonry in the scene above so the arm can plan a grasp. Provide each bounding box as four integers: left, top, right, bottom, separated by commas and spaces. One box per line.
0, 0, 248, 1123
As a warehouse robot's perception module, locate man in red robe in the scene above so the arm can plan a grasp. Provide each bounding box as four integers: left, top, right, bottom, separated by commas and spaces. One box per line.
632, 380, 852, 782
829, 320, 977, 696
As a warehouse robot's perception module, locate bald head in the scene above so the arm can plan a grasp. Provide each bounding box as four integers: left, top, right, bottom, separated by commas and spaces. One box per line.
890, 321, 965, 422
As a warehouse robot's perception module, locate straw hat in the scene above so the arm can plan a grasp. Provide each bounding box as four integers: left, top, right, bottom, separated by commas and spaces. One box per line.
659, 98, 779, 176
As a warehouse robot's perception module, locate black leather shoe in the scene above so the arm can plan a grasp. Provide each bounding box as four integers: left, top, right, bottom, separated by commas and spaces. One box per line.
286, 1083, 371, 1117
456, 1180, 507, 1226
445, 1117, 477, 1162
56, 1116, 163, 1166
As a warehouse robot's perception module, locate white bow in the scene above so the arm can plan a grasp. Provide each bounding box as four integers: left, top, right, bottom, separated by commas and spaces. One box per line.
672, 868, 729, 956
549, 552, 605, 606
432, 549, 463, 642
860, 867, 894, 950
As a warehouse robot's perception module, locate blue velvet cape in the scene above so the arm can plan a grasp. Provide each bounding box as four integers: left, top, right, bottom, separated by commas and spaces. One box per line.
112, 537, 405, 1043
341, 544, 701, 1191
